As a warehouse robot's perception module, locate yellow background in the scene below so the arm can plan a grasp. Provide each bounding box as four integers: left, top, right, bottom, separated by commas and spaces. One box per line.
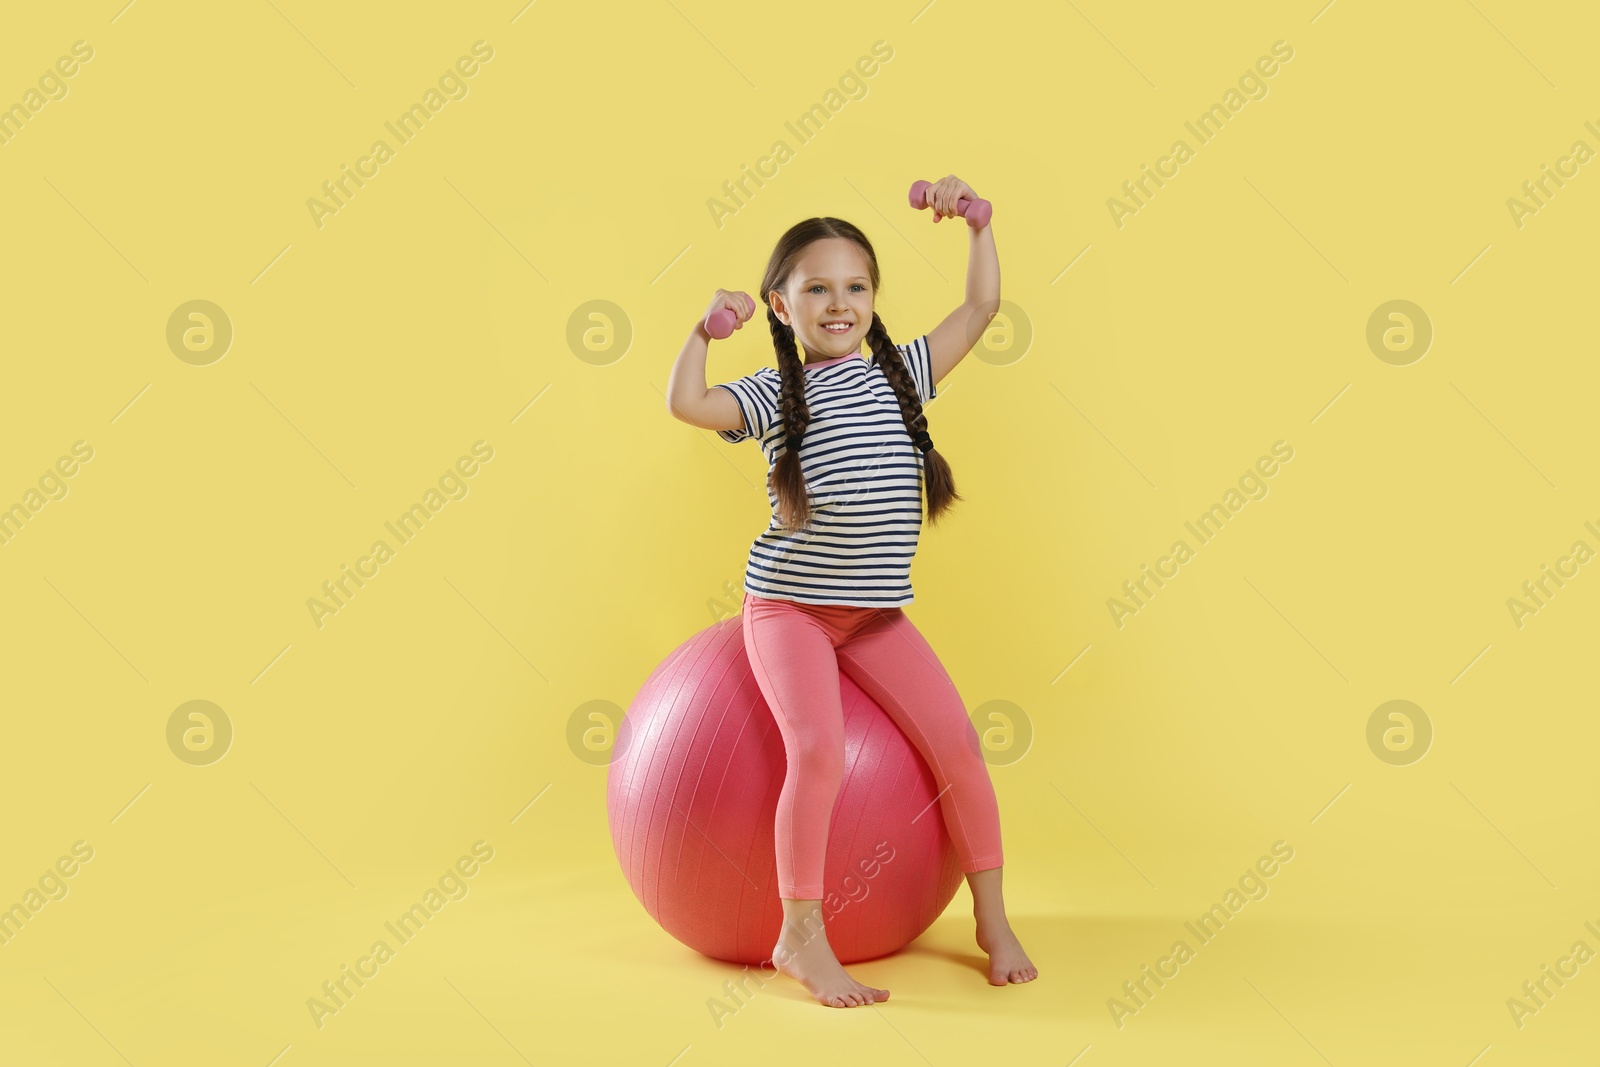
1, 1, 1596, 1063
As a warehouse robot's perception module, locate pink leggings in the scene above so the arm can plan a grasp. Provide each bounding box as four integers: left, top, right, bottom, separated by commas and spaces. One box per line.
741, 590, 1004, 899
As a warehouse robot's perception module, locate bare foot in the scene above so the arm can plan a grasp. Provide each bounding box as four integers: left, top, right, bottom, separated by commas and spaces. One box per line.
976, 915, 1038, 985
770, 928, 890, 1008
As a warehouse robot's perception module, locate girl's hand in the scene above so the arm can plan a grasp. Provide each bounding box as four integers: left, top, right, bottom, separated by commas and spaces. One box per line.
704, 289, 755, 330
925, 174, 978, 223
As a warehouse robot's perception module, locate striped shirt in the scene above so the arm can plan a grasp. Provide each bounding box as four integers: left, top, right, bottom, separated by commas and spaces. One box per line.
713, 334, 938, 607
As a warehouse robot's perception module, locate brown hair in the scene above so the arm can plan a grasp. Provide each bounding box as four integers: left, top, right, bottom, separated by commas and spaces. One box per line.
761, 217, 961, 531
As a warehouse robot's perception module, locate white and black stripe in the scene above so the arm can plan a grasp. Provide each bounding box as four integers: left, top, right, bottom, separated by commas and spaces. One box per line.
713, 334, 937, 607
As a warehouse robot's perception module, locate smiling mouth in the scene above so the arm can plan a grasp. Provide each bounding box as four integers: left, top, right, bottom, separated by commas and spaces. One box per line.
821, 322, 853, 334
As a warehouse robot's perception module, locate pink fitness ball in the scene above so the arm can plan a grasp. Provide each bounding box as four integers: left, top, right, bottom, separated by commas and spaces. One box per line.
607, 616, 965, 966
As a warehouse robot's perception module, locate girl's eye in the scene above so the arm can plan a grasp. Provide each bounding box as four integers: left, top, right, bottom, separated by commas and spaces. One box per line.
809, 284, 866, 293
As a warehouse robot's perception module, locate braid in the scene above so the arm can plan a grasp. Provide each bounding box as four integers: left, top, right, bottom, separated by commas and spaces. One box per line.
768, 306, 814, 530
865, 313, 962, 524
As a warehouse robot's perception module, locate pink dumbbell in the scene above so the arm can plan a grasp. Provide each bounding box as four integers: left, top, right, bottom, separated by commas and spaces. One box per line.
704, 292, 753, 340
908, 180, 992, 228
704, 307, 738, 339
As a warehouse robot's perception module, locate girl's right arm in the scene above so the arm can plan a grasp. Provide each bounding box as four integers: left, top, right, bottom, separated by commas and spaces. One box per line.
666, 290, 756, 433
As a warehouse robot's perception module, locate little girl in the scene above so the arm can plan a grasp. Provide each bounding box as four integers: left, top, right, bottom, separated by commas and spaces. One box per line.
665, 176, 1035, 1008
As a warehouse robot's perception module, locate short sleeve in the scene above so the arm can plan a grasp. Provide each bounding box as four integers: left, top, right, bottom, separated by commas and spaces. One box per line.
896, 334, 937, 404
711, 367, 781, 444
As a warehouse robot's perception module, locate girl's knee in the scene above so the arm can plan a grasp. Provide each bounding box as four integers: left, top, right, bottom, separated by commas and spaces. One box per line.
788, 734, 845, 782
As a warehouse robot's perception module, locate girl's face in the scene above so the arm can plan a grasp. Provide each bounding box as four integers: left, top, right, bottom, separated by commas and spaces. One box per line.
772, 238, 875, 358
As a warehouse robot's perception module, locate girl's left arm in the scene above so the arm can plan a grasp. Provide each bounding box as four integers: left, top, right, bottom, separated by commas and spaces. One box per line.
923, 176, 999, 390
